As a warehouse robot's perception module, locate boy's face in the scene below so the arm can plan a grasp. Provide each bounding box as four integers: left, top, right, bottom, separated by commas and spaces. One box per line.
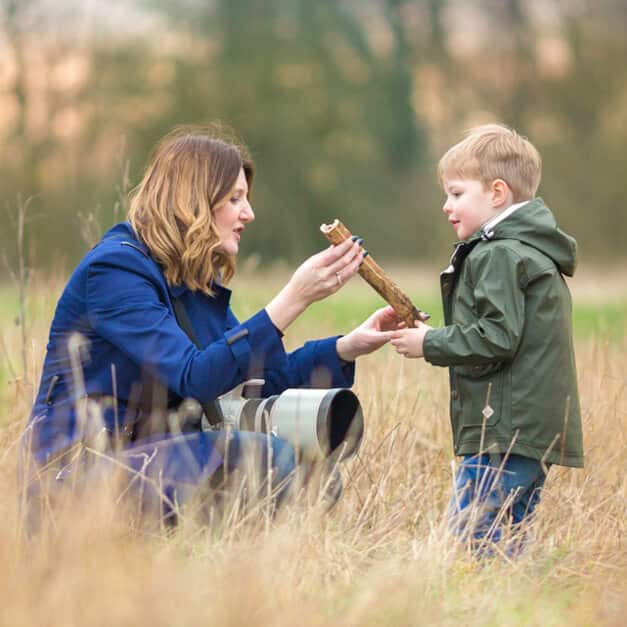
441, 178, 503, 240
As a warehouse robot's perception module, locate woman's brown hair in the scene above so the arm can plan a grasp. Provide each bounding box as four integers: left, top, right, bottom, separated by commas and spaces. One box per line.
128, 125, 254, 294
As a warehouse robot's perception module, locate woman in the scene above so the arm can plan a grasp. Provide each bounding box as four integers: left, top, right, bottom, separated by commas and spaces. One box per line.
23, 126, 399, 523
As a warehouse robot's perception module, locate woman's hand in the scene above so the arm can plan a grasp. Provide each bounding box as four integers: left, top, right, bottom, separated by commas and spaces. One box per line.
288, 236, 365, 306
266, 237, 364, 332
336, 306, 402, 362
390, 322, 433, 359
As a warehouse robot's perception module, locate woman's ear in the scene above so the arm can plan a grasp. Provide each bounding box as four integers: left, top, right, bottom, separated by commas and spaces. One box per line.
491, 179, 512, 208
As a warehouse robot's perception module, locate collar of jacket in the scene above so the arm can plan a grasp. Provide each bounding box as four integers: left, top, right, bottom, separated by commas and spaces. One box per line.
101, 221, 151, 256
480, 200, 529, 240
443, 231, 483, 275
442, 200, 530, 274
168, 278, 232, 300
102, 222, 233, 301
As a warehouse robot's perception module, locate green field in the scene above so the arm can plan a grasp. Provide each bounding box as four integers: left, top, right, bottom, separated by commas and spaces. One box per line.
0, 271, 625, 626
2, 270, 626, 339
1, 272, 626, 418
228, 270, 627, 340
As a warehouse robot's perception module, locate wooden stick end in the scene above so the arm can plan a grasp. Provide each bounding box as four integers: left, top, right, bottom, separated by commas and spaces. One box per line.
320, 219, 339, 234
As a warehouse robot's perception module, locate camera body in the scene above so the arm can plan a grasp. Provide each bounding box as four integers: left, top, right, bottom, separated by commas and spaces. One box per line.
211, 380, 364, 462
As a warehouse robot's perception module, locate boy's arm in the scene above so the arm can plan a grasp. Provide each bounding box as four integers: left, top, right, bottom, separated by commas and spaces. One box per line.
423, 245, 526, 366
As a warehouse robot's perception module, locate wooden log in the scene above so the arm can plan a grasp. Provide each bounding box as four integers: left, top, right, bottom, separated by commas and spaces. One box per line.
320, 219, 430, 327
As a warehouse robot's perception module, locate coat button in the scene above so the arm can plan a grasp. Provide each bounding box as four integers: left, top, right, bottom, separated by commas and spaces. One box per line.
451, 390, 459, 400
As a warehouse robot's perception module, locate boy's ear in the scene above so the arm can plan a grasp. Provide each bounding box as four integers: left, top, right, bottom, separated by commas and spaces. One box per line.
490, 179, 512, 208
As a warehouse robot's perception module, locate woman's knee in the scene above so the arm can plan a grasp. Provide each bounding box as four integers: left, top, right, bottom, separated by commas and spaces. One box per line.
269, 436, 296, 480
226, 431, 295, 480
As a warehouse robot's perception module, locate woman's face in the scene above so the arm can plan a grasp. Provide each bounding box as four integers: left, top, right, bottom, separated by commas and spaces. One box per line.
213, 168, 255, 256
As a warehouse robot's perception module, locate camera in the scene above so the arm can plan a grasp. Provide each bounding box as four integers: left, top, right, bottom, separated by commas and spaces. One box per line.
212, 380, 364, 462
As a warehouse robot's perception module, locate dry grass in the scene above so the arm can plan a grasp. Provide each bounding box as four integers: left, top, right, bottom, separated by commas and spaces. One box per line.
0, 274, 625, 627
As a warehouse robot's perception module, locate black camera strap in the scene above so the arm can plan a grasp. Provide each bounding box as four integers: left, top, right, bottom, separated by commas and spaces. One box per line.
101, 232, 224, 429
170, 296, 225, 428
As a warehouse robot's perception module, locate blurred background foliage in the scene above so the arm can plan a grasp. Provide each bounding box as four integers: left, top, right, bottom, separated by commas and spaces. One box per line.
1, 0, 626, 274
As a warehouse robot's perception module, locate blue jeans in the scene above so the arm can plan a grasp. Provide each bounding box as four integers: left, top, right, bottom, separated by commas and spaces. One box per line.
449, 453, 549, 554
23, 430, 296, 529
118, 430, 297, 521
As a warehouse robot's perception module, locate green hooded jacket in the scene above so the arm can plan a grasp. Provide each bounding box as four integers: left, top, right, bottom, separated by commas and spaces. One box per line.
423, 198, 583, 467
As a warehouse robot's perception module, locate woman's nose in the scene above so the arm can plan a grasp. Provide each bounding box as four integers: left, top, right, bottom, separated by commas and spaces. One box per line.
242, 200, 255, 223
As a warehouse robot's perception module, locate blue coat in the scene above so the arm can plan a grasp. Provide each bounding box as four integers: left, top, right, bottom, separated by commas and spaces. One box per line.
28, 222, 354, 466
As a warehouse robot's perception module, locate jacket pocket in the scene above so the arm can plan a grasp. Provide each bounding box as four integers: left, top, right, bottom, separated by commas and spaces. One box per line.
455, 361, 504, 379
453, 364, 504, 428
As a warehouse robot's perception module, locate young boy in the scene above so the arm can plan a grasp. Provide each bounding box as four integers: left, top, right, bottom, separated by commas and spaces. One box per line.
391, 123, 583, 551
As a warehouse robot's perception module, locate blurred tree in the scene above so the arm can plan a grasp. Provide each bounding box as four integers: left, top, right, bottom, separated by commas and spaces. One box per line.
138, 0, 427, 261
1, 0, 626, 275
457, 0, 627, 258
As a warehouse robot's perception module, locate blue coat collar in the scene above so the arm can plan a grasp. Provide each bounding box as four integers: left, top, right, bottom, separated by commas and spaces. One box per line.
101, 222, 231, 301
169, 282, 232, 307
102, 222, 231, 304
101, 222, 150, 254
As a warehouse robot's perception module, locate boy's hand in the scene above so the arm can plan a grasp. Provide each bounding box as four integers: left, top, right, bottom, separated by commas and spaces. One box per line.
391, 322, 432, 358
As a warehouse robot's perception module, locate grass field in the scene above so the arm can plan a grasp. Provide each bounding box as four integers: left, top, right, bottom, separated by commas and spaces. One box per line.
0, 266, 625, 626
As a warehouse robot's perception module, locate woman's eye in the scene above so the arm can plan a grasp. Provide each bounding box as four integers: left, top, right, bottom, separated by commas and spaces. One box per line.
231, 196, 241, 203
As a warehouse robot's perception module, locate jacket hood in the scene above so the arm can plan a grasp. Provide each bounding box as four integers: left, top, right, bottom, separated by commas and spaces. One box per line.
479, 198, 578, 277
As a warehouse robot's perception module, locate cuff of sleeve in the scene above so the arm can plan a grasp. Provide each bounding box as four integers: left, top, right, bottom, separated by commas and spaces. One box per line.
304, 336, 355, 388
225, 309, 287, 378
422, 328, 450, 367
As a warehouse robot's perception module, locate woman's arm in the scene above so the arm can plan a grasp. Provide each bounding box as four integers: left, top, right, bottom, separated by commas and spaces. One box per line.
86, 238, 387, 404
259, 307, 400, 396
86, 249, 288, 404
265, 237, 364, 332
260, 336, 354, 395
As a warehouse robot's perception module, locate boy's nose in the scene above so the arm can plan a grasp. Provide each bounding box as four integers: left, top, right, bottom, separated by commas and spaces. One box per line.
442, 200, 452, 214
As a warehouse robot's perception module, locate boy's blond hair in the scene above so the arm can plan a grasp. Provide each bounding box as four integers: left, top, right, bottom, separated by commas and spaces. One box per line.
438, 123, 542, 201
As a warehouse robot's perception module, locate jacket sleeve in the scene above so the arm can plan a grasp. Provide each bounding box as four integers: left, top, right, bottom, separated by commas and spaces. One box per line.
223, 306, 354, 395
86, 251, 288, 403
261, 337, 355, 395
423, 245, 526, 367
